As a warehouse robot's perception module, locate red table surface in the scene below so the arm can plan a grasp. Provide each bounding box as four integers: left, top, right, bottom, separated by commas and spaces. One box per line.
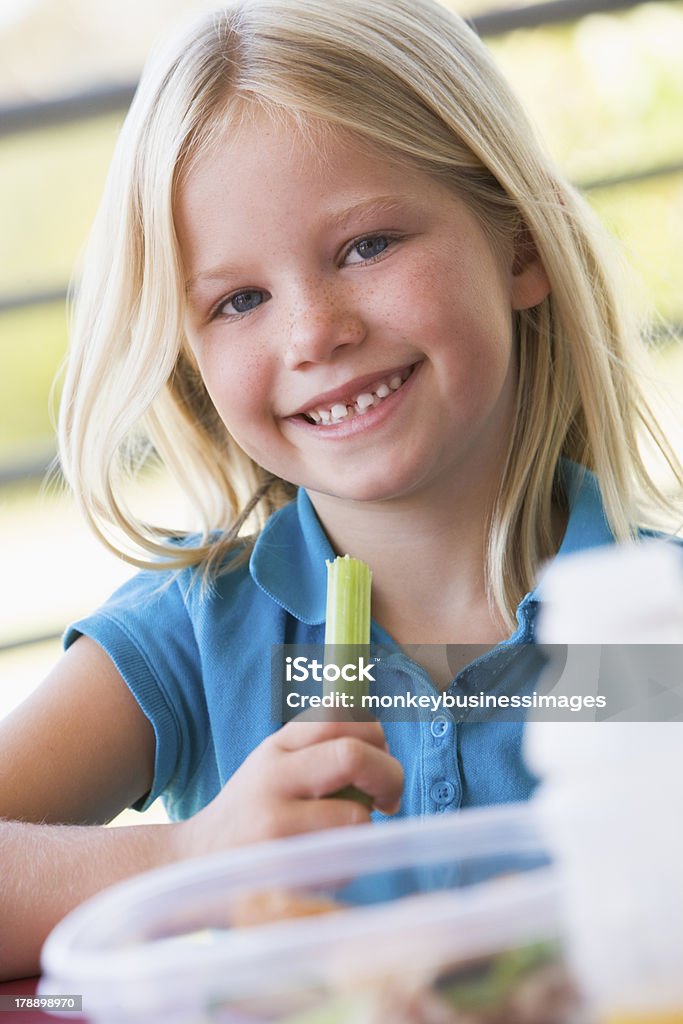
0, 977, 91, 1024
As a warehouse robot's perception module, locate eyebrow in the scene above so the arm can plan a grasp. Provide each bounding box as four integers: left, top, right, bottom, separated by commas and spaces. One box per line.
324, 194, 418, 231
184, 194, 418, 295
185, 262, 246, 296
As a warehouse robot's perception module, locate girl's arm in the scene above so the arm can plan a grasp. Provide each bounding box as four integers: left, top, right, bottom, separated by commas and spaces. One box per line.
0, 638, 155, 826
0, 636, 176, 980
0, 638, 403, 979
0, 815, 179, 980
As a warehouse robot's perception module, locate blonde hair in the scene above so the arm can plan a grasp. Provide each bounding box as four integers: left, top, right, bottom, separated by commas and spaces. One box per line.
58, 0, 681, 627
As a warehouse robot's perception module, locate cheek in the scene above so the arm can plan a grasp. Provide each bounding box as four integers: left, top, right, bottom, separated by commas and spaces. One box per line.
392, 253, 511, 355
403, 254, 515, 415
185, 344, 275, 459
376, 259, 443, 337
193, 342, 265, 413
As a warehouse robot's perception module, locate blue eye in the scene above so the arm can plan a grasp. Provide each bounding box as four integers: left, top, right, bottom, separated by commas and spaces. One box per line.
354, 236, 389, 260
227, 289, 266, 314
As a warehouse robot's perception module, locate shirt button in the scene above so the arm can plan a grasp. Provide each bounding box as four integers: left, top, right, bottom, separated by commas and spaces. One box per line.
430, 714, 452, 738
430, 780, 456, 806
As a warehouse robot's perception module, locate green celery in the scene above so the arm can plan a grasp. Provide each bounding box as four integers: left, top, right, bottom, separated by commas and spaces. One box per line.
324, 555, 372, 706
324, 554, 373, 807
324, 554, 372, 646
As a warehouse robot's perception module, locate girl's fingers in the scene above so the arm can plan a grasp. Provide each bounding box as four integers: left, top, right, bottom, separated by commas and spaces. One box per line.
276, 737, 404, 815
275, 712, 388, 754
277, 795, 374, 837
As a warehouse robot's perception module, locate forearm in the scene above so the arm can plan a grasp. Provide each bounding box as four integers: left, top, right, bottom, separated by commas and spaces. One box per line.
0, 818, 182, 981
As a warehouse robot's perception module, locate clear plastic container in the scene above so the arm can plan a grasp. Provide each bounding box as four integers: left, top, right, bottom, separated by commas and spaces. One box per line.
39, 802, 577, 1024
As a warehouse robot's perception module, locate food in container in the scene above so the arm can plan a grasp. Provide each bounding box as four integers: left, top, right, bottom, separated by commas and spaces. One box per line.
39, 803, 578, 1023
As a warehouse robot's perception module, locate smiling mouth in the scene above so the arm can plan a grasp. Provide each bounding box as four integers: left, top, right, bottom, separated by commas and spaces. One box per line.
299, 364, 418, 426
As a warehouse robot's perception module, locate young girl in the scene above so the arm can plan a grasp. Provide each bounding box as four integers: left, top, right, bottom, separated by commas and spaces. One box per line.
0, 0, 680, 980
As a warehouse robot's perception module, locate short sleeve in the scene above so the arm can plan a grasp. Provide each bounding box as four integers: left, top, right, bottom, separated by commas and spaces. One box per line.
64, 569, 208, 815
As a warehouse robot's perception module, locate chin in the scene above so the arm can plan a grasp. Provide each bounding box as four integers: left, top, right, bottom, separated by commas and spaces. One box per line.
305, 466, 432, 505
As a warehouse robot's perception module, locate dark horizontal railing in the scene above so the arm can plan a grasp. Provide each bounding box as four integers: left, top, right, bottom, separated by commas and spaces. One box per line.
0, 631, 64, 654
580, 160, 683, 193
0, 0, 670, 139
0, 450, 57, 486
471, 0, 665, 34
0, 82, 136, 138
0, 285, 67, 315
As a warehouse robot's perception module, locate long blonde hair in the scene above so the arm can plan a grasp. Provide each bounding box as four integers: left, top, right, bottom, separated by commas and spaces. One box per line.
58, 0, 681, 627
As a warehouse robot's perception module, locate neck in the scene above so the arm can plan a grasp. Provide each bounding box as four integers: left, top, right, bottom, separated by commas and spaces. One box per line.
308, 465, 507, 646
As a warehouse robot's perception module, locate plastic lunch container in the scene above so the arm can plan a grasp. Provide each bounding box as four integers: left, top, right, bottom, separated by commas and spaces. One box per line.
39, 802, 576, 1024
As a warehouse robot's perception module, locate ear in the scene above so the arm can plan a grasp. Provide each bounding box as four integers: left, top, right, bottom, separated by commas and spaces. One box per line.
510, 224, 551, 311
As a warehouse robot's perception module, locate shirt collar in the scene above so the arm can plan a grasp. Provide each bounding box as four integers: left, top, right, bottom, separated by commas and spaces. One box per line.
250, 459, 614, 624
552, 459, 613, 558
250, 487, 334, 624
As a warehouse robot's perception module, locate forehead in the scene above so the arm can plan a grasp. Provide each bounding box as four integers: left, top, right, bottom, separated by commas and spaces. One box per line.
175, 107, 451, 239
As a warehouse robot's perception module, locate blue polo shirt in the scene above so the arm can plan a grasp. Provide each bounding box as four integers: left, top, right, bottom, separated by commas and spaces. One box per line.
65, 461, 613, 821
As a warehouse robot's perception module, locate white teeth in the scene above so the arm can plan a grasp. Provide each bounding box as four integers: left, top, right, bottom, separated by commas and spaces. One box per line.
355, 393, 375, 411
330, 403, 349, 421
304, 367, 413, 425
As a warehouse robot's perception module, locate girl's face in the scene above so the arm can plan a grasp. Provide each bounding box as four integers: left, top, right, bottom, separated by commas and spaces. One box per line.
177, 111, 548, 506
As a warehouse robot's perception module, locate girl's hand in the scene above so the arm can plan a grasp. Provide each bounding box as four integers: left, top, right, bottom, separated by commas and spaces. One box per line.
174, 715, 403, 859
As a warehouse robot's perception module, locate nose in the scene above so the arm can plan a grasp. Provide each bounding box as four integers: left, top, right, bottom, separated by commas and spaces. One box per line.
281, 280, 367, 370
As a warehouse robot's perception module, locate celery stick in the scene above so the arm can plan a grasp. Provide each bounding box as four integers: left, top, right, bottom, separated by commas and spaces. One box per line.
324, 554, 372, 646
324, 555, 372, 704
324, 555, 373, 807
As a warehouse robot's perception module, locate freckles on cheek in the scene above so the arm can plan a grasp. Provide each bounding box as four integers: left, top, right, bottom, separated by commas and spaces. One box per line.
381, 267, 430, 333
204, 352, 277, 444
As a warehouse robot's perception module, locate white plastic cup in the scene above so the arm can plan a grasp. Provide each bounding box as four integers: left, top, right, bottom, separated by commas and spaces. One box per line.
528, 540, 683, 1021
